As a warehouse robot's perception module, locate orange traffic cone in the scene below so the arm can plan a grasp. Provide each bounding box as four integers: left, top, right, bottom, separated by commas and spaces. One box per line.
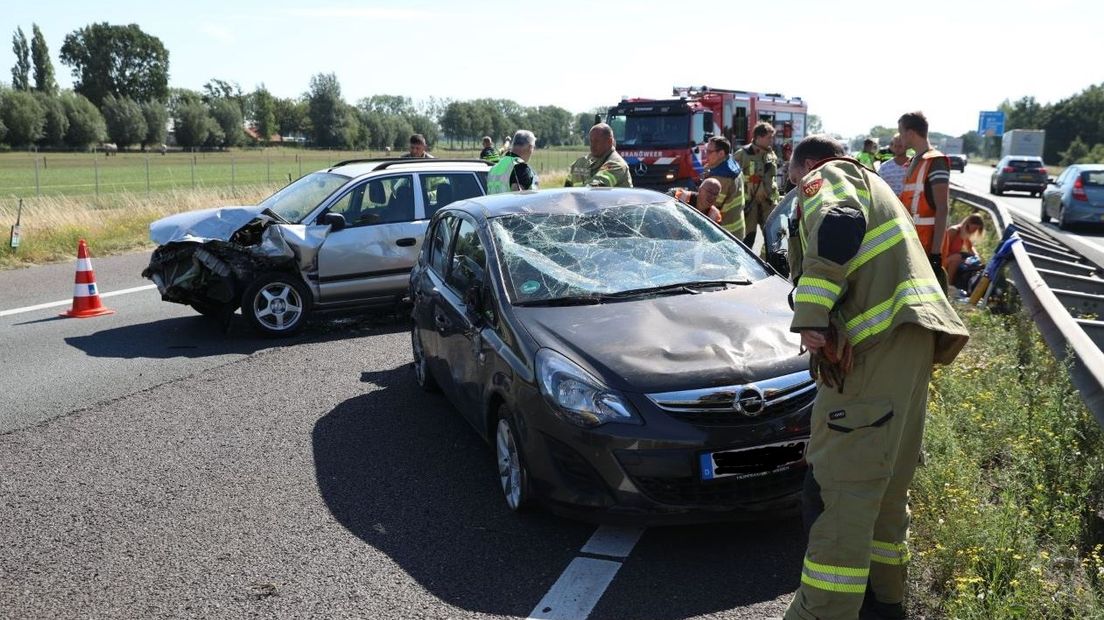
60, 239, 115, 318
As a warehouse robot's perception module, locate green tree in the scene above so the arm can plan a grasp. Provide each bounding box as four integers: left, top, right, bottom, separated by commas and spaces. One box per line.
60, 23, 169, 106
11, 27, 30, 91
361, 94, 413, 116
307, 73, 348, 148
101, 94, 147, 148
34, 92, 69, 147
141, 100, 167, 149
274, 96, 309, 137
173, 100, 211, 149
406, 113, 438, 147
1060, 136, 1090, 166
0, 90, 45, 146
209, 98, 244, 147
249, 85, 277, 142
60, 91, 105, 148
806, 114, 823, 135
31, 24, 56, 94
440, 101, 473, 148
960, 131, 982, 156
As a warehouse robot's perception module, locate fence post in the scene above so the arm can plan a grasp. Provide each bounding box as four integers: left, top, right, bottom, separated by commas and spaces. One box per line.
298, 154, 302, 179
94, 159, 99, 196
146, 156, 151, 196
266, 154, 271, 184
231, 157, 236, 195
191, 155, 196, 188
34, 158, 40, 197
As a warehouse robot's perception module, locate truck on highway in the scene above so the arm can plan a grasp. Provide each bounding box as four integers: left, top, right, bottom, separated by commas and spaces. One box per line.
942, 137, 964, 154
606, 86, 807, 190
1001, 129, 1046, 159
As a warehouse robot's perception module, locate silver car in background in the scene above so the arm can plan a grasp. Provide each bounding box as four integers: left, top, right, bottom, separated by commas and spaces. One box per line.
143, 159, 490, 336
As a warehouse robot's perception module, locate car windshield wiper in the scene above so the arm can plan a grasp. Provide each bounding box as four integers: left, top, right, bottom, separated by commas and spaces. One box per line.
263, 208, 291, 224
604, 279, 752, 299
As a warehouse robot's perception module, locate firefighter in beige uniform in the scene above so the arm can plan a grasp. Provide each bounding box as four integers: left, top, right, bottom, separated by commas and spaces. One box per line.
566, 123, 633, 188
783, 136, 969, 620
736, 121, 780, 247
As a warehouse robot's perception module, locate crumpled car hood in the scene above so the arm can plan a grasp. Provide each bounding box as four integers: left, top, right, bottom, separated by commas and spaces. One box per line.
149, 206, 268, 245
514, 277, 805, 393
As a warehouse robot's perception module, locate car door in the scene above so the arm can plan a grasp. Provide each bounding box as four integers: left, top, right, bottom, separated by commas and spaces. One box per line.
316, 174, 425, 304
435, 217, 493, 426
412, 213, 458, 386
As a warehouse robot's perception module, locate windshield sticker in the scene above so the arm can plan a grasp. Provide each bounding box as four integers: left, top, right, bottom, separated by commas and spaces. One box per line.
520, 280, 541, 295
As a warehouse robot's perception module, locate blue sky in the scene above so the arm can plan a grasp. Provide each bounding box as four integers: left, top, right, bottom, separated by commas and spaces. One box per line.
4, 0, 1102, 138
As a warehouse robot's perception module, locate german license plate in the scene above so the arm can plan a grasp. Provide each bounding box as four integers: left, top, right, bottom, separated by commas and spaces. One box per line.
699, 440, 808, 481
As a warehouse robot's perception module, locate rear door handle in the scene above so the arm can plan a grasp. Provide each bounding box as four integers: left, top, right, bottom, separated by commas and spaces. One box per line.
396, 237, 416, 247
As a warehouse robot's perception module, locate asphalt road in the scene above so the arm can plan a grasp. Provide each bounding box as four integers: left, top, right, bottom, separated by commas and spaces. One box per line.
0, 251, 803, 619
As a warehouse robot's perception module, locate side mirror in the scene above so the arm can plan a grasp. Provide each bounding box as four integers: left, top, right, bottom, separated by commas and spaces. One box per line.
991, 163, 997, 168
463, 284, 486, 325
1048, 177, 1057, 185
319, 212, 346, 231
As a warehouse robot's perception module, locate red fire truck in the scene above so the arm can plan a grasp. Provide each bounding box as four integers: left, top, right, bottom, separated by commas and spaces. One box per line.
607, 85, 807, 190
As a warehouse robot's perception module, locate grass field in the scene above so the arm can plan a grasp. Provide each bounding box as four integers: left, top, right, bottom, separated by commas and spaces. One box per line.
0, 147, 588, 199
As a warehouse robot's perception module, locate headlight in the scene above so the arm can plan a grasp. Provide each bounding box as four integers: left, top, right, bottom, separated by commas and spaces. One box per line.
536, 349, 641, 428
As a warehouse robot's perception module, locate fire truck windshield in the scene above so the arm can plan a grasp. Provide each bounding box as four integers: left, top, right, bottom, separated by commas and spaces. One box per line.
608, 113, 691, 148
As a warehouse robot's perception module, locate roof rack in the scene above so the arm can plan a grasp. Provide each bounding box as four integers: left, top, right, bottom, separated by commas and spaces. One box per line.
330, 157, 494, 169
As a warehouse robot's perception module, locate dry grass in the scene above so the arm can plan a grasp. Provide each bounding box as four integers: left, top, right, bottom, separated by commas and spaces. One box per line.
0, 184, 278, 270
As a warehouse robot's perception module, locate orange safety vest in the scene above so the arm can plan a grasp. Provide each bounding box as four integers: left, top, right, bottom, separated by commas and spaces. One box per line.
898, 149, 948, 253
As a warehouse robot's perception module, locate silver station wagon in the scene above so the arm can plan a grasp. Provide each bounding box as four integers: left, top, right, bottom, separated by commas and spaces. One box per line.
143, 159, 490, 335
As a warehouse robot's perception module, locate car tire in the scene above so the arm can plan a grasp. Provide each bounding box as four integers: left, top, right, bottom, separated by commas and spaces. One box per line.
241, 272, 310, 337
990, 180, 999, 195
1058, 205, 1069, 231
410, 323, 439, 392
1040, 199, 1051, 224
495, 405, 532, 512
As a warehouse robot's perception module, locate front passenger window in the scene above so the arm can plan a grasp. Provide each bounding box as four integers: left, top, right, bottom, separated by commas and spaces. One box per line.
446, 220, 486, 293
429, 216, 456, 275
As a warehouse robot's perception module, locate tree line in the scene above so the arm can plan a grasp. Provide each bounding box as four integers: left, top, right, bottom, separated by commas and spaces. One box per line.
999, 83, 1104, 165
1, 22, 597, 152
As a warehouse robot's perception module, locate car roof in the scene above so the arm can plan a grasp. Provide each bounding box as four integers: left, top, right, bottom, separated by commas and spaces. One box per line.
322, 158, 492, 178
1073, 164, 1104, 171
444, 187, 672, 220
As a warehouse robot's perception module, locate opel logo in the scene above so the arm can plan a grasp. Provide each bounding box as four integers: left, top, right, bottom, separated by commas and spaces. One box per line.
733, 386, 766, 417
635, 161, 648, 176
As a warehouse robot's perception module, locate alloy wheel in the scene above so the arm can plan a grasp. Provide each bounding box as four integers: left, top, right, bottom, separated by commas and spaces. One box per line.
496, 418, 525, 511
252, 281, 304, 332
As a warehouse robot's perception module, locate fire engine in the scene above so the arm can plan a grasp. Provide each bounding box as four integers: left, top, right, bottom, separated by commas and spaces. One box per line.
606, 85, 808, 190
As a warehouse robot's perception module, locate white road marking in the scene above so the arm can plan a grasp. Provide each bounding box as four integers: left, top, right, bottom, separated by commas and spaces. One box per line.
0, 284, 156, 318
579, 525, 644, 559
527, 525, 646, 620
527, 557, 623, 620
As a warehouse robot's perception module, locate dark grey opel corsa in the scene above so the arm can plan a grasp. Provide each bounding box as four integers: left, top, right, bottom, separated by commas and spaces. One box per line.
409, 188, 813, 523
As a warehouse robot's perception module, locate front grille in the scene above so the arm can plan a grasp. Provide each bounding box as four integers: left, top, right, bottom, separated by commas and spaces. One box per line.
646, 370, 815, 426
632, 466, 805, 506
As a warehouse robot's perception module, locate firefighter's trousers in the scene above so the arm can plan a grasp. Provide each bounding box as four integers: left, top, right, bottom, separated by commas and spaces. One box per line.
742, 198, 777, 247
785, 323, 935, 620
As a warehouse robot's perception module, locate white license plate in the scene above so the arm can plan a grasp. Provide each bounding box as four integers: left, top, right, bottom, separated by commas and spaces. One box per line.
699, 439, 808, 481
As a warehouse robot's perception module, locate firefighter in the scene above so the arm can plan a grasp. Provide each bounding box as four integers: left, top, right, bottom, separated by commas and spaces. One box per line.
856, 138, 879, 171
486, 130, 539, 194
735, 121, 780, 247
565, 123, 633, 188
898, 111, 951, 292
783, 135, 969, 620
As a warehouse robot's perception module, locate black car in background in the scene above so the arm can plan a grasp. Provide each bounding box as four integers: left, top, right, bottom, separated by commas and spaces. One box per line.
990, 156, 1048, 196
409, 188, 813, 523
947, 153, 967, 172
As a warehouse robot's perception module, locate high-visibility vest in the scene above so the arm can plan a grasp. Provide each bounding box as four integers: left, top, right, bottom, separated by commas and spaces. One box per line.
898, 150, 947, 253
487, 155, 519, 194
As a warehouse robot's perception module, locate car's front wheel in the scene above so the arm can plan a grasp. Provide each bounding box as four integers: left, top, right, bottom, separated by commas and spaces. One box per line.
495, 406, 531, 512
411, 324, 439, 392
241, 272, 310, 337
1040, 199, 1051, 224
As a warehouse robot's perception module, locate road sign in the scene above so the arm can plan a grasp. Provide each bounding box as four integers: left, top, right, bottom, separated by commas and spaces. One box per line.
978, 111, 1005, 137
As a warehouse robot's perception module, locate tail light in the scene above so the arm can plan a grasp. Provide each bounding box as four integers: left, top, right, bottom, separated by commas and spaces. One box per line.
1002, 166, 1015, 173
1034, 166, 1048, 174
1073, 176, 1088, 202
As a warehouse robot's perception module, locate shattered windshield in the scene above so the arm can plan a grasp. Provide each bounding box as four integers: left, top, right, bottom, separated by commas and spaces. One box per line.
490, 201, 769, 304
257, 172, 350, 223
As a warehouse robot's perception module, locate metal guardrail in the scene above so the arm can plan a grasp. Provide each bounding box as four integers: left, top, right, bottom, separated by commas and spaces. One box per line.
950, 186, 1104, 424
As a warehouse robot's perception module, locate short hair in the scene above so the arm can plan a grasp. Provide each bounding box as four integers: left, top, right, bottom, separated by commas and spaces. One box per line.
792, 134, 846, 165
898, 112, 928, 138
590, 123, 614, 140
512, 130, 536, 149
708, 135, 732, 156
409, 133, 427, 146
863, 138, 877, 149
482, 136, 493, 146
752, 121, 776, 139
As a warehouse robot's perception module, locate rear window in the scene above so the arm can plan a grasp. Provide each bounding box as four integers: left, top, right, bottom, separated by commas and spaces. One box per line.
1084, 171, 1104, 187
1008, 160, 1043, 170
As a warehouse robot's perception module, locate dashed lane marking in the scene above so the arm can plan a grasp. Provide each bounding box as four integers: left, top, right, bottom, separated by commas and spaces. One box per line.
527, 526, 645, 620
